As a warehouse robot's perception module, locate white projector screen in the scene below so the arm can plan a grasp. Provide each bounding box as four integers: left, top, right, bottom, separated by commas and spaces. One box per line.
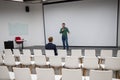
44, 0, 117, 46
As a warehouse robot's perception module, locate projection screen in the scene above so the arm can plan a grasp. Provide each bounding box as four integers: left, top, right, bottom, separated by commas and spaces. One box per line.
44, 0, 117, 46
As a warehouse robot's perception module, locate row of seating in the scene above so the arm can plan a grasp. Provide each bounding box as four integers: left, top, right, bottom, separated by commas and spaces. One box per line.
2, 49, 120, 58
0, 52, 120, 78
0, 66, 118, 80
0, 49, 120, 79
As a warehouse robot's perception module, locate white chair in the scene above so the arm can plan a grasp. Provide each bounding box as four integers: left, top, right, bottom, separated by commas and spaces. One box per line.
58, 49, 67, 58
100, 50, 113, 59
71, 49, 83, 63
90, 70, 112, 80
62, 69, 82, 80
13, 49, 21, 61
64, 57, 81, 69
49, 56, 63, 74
4, 54, 19, 66
20, 55, 32, 66
100, 57, 120, 78
117, 50, 120, 57
45, 50, 55, 57
82, 57, 99, 76
34, 55, 47, 67
33, 49, 42, 56
0, 54, 3, 65
71, 49, 82, 58
49, 56, 62, 67
84, 49, 96, 57
82, 57, 99, 69
13, 67, 32, 80
36, 68, 55, 80
3, 49, 13, 55
99, 50, 113, 64
22, 49, 31, 56
13, 49, 21, 57
0, 66, 11, 80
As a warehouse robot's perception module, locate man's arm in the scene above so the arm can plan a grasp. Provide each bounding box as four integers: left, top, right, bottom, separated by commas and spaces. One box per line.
54, 45, 58, 56
67, 27, 70, 33
60, 28, 63, 33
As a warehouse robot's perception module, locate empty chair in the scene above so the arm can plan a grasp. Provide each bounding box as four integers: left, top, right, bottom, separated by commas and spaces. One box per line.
84, 49, 96, 57
57, 49, 67, 58
34, 55, 47, 67
33, 49, 42, 56
36, 68, 55, 80
3, 49, 13, 55
15, 36, 24, 49
49, 56, 62, 67
71, 49, 82, 58
22, 49, 31, 56
13, 49, 21, 57
64, 57, 81, 69
99, 50, 113, 64
20, 55, 32, 67
100, 50, 113, 59
4, 54, 20, 67
0, 54, 3, 65
82, 57, 99, 76
71, 49, 83, 63
13, 49, 21, 61
49, 56, 62, 74
90, 70, 112, 80
117, 50, 120, 57
100, 57, 120, 78
13, 67, 32, 80
62, 69, 82, 80
45, 50, 55, 57
0, 66, 11, 80
20, 55, 34, 73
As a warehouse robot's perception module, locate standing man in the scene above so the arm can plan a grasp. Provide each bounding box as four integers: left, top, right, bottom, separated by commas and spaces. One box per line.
60, 23, 70, 50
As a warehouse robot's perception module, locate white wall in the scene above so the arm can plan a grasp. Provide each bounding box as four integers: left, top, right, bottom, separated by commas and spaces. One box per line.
0, 1, 44, 49
118, 0, 120, 47
44, 0, 117, 46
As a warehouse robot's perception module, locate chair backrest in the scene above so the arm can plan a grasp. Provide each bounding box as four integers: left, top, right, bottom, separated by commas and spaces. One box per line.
117, 50, 120, 57
34, 55, 47, 66
83, 57, 99, 69
15, 36, 21, 41
4, 54, 16, 66
71, 49, 82, 58
13, 49, 21, 57
100, 50, 112, 58
13, 67, 32, 80
90, 70, 112, 80
62, 69, 82, 80
105, 57, 120, 70
84, 49, 96, 57
0, 54, 3, 65
20, 55, 31, 65
3, 49, 12, 55
65, 57, 80, 68
33, 49, 42, 56
0, 66, 10, 79
57, 49, 67, 58
49, 56, 62, 67
45, 50, 55, 57
22, 49, 31, 56
36, 68, 55, 80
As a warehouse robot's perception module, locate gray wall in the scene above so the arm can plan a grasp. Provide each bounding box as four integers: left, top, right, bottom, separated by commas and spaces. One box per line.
0, 1, 44, 49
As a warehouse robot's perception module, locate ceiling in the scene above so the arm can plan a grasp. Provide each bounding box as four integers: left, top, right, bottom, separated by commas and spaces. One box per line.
4, 0, 81, 4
